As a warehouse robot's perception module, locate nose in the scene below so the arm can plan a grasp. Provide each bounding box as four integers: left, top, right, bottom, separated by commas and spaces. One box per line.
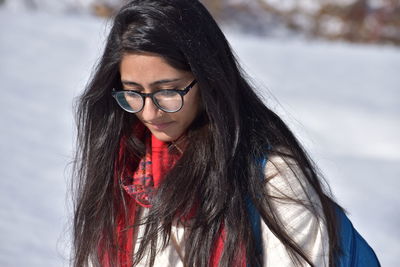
140, 96, 160, 121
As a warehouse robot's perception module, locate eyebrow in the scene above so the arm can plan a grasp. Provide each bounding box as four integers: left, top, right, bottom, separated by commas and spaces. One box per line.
121, 78, 182, 87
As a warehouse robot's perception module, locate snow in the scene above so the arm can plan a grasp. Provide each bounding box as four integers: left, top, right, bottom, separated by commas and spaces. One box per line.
227, 33, 400, 266
0, 6, 399, 267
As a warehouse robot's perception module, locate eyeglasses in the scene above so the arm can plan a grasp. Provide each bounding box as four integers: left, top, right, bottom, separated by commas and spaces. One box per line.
112, 80, 197, 113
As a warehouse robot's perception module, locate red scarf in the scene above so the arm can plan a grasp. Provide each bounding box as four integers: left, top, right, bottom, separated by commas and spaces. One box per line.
107, 129, 245, 266
120, 134, 181, 208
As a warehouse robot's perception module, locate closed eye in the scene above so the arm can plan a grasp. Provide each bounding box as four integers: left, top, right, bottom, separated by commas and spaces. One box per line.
157, 90, 179, 96
156, 87, 179, 91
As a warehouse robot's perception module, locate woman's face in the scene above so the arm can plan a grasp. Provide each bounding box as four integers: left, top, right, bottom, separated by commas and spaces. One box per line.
119, 53, 201, 142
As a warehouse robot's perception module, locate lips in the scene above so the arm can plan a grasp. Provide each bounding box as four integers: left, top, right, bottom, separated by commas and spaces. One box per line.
148, 121, 174, 130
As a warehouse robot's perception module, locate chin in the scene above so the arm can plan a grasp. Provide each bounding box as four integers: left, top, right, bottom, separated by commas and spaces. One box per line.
151, 131, 177, 142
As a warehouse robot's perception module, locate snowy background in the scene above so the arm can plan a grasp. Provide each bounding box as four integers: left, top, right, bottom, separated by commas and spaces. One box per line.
0, 4, 399, 267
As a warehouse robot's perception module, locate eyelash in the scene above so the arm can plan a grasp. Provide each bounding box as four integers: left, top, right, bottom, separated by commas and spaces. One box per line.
125, 87, 178, 91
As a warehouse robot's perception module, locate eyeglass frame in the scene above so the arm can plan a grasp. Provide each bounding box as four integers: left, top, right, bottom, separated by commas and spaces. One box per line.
112, 79, 198, 113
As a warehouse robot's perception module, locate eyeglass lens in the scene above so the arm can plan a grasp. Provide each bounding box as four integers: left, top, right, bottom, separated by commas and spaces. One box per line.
116, 90, 183, 113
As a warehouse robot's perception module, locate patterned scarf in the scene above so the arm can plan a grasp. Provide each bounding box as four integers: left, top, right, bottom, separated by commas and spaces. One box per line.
111, 127, 245, 267
120, 133, 181, 208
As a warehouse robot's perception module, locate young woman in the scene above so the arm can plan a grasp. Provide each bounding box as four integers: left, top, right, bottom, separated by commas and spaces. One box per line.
72, 0, 380, 266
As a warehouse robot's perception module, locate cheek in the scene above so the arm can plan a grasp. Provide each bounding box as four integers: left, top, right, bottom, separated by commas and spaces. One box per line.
134, 113, 144, 122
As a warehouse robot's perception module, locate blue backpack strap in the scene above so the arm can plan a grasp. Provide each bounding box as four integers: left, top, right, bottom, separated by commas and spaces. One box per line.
245, 194, 263, 262
245, 157, 267, 266
335, 206, 381, 267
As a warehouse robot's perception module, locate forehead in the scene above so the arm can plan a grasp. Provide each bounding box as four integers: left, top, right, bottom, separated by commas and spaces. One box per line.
120, 53, 186, 82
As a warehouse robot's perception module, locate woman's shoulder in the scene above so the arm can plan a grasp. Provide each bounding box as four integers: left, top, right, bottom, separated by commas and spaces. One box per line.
264, 150, 322, 207
260, 150, 330, 266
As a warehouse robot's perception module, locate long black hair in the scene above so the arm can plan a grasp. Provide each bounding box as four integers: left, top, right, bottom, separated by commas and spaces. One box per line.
72, 0, 341, 266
